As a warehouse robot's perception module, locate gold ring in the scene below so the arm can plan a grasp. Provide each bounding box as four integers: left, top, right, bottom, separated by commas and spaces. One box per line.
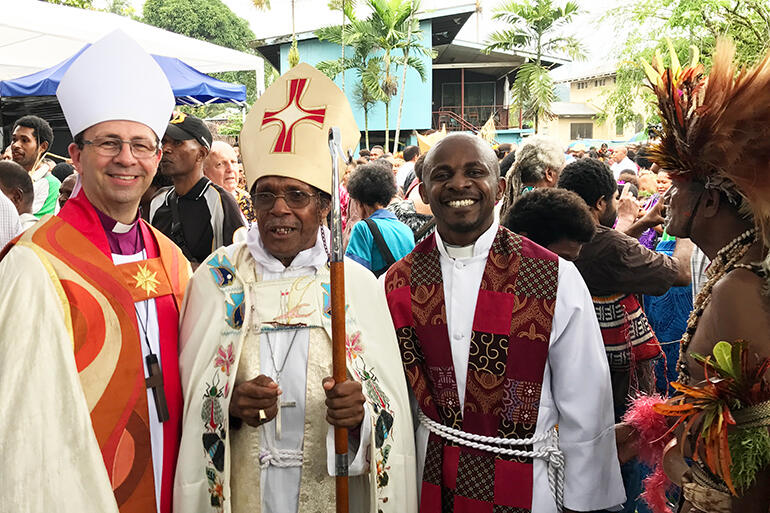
258, 409, 267, 421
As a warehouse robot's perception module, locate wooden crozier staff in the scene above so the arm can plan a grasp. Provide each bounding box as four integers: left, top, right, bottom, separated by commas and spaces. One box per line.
328, 127, 349, 513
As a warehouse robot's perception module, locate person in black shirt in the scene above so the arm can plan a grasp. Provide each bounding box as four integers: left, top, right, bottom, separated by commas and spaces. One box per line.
150, 113, 246, 267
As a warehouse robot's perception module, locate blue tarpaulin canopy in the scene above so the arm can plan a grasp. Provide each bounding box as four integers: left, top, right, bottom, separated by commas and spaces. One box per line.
0, 44, 246, 106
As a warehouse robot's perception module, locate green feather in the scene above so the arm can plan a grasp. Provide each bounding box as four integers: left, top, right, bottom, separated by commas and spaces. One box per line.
728, 427, 770, 492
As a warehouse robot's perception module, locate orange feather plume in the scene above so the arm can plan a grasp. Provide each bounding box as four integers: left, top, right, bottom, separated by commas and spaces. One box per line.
645, 38, 770, 250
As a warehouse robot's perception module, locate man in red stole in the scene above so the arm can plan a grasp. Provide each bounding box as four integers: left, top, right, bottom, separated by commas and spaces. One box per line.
384, 133, 625, 513
0, 30, 189, 513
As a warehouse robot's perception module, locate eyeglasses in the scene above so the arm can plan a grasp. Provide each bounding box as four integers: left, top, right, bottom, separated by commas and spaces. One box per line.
83, 136, 159, 159
253, 190, 317, 210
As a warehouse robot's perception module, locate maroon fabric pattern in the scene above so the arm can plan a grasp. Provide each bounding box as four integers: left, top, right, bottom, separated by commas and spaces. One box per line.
385, 227, 559, 513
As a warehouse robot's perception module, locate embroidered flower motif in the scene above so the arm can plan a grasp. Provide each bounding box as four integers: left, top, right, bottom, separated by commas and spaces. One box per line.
214, 343, 235, 376
346, 331, 363, 360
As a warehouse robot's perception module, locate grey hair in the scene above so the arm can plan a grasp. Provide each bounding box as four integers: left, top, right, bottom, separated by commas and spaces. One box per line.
513, 135, 566, 184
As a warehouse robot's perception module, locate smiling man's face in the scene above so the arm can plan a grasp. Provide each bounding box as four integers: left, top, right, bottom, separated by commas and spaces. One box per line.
420, 134, 505, 246
253, 176, 329, 266
69, 120, 160, 222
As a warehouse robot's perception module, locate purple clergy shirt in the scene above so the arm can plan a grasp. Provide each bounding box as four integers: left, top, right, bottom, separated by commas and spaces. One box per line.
95, 208, 144, 256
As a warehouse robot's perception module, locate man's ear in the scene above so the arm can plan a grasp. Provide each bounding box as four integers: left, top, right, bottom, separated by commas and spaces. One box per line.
700, 188, 721, 219
319, 196, 332, 220
10, 188, 24, 208
69, 143, 82, 172
198, 147, 209, 164
594, 195, 606, 213
496, 176, 506, 202
39, 141, 49, 155
544, 167, 555, 184
418, 181, 429, 205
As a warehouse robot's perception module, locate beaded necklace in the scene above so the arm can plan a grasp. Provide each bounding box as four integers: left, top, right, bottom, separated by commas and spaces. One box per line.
677, 228, 757, 384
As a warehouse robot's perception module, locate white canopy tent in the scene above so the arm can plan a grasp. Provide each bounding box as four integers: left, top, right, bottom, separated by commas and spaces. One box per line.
2, 0, 264, 94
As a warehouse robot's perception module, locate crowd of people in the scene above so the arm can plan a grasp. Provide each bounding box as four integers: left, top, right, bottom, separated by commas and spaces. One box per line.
0, 29, 768, 513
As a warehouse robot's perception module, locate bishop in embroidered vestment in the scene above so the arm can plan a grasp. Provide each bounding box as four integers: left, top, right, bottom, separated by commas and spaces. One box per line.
174, 63, 417, 513
0, 30, 190, 513
384, 133, 626, 513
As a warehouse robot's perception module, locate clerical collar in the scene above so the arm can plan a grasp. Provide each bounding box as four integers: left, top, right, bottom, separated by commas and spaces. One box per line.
444, 244, 474, 259
435, 220, 499, 261
94, 207, 143, 255
246, 224, 329, 274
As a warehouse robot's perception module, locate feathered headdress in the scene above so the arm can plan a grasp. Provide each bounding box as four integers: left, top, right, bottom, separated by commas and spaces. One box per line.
643, 38, 770, 252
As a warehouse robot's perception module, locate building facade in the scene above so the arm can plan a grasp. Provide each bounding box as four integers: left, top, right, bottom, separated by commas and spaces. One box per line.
541, 69, 645, 144
254, 4, 566, 151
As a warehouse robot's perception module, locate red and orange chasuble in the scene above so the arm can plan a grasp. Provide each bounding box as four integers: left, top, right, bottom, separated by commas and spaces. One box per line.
4, 193, 188, 513
385, 227, 559, 513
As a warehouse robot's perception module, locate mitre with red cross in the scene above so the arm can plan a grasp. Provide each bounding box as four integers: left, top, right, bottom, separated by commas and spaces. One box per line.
240, 62, 360, 194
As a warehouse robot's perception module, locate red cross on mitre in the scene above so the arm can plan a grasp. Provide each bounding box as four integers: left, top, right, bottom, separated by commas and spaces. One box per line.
261, 78, 327, 153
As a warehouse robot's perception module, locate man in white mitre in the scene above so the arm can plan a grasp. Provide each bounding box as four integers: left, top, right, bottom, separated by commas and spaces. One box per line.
174, 63, 417, 513
0, 31, 190, 513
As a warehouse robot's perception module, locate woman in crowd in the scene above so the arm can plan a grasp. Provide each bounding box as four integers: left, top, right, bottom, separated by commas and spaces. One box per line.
344, 161, 415, 277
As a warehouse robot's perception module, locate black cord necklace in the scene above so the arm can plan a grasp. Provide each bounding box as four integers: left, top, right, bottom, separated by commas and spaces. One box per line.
129, 228, 169, 423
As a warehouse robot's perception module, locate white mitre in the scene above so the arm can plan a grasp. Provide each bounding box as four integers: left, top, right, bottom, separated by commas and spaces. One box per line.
56, 30, 174, 139
240, 62, 360, 194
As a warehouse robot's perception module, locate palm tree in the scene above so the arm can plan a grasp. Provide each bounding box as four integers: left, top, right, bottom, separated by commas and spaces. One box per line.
366, 0, 425, 153
327, 0, 358, 91
352, 73, 382, 147
319, 0, 432, 152
316, 10, 387, 147
485, 0, 584, 131
288, 0, 300, 67
392, 0, 434, 154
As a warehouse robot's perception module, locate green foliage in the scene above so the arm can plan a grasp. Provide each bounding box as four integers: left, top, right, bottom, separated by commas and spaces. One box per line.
218, 112, 245, 136
728, 426, 770, 493
316, 0, 433, 151
511, 62, 556, 124
250, 0, 270, 9
604, 0, 770, 127
288, 38, 300, 68
143, 0, 259, 103
106, 0, 137, 18
42, 0, 94, 8
486, 0, 584, 61
264, 61, 279, 89
485, 0, 584, 131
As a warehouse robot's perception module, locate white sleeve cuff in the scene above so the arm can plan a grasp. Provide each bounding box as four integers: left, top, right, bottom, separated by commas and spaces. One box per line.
326, 404, 372, 476
561, 425, 626, 511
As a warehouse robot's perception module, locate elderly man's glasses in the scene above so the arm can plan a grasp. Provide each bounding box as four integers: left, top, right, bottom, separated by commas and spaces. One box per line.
253, 190, 316, 210
83, 136, 159, 159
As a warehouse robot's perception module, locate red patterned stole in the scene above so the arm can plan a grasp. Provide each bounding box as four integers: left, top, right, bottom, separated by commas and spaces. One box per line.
20, 193, 187, 513
385, 227, 558, 513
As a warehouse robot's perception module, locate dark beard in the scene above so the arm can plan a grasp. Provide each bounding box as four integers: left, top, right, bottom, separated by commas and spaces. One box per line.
599, 206, 618, 228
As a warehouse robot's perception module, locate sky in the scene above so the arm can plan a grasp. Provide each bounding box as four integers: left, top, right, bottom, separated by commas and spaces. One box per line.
121, 0, 626, 80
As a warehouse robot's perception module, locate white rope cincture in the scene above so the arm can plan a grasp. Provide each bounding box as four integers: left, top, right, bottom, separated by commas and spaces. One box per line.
259, 419, 304, 469
258, 446, 303, 469
418, 410, 565, 512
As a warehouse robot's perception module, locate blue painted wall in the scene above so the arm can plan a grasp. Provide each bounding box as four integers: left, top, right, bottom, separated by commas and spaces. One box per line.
405, 128, 533, 149
278, 20, 433, 133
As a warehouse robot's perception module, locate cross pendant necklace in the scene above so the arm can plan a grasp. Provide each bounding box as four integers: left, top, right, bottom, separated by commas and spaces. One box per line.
266, 329, 300, 440
136, 299, 169, 422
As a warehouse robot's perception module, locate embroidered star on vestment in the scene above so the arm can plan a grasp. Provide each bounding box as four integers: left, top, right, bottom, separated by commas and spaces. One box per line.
133, 264, 160, 297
